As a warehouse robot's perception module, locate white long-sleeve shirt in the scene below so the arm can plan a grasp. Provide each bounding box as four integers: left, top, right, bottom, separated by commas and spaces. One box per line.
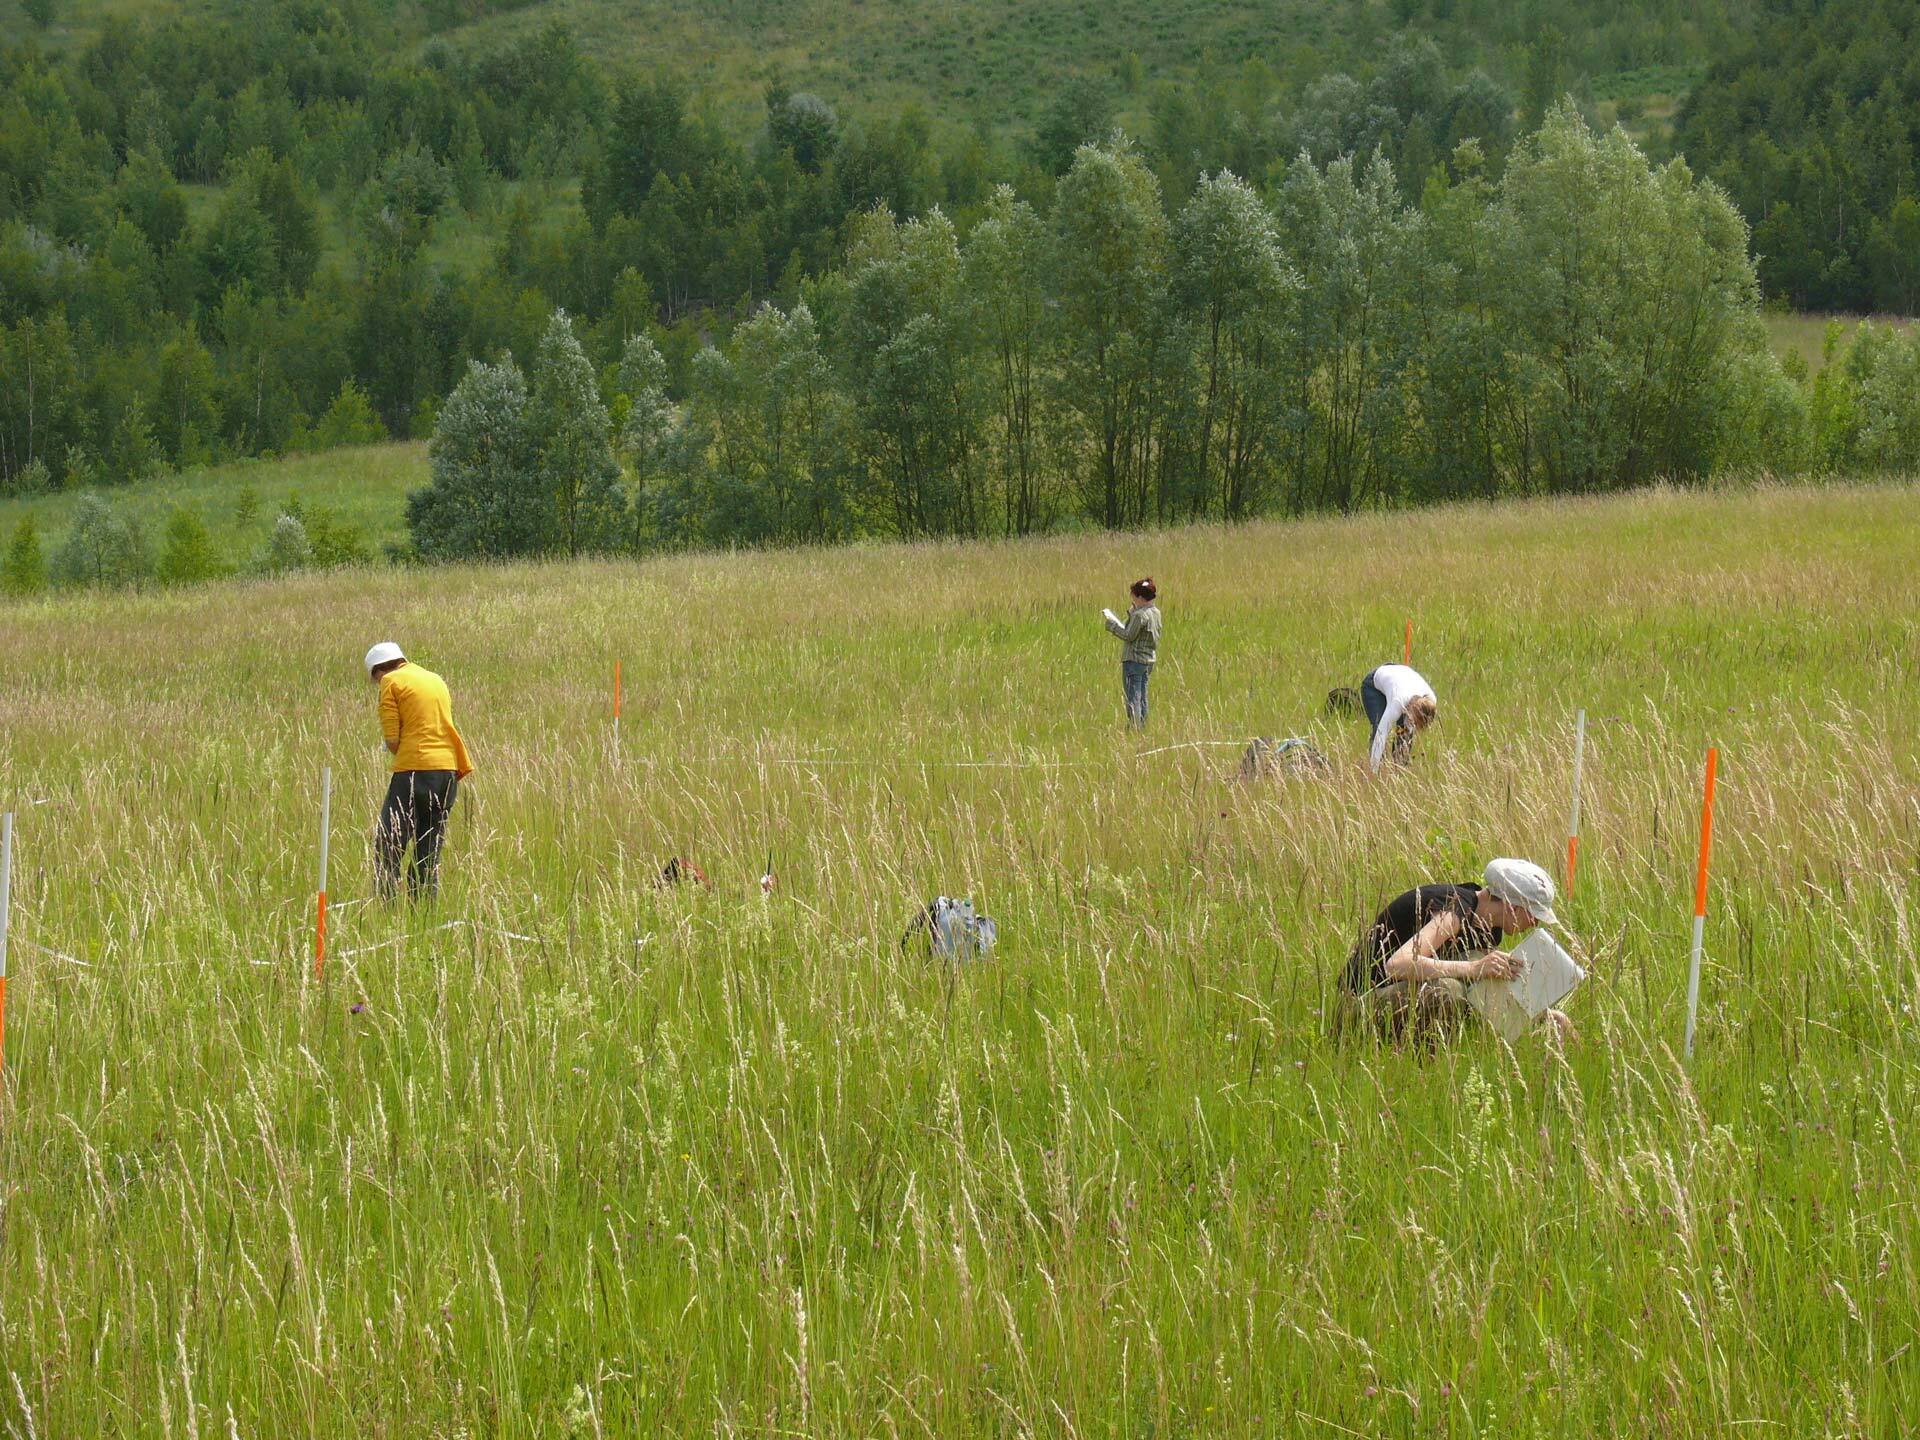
1367, 664, 1436, 769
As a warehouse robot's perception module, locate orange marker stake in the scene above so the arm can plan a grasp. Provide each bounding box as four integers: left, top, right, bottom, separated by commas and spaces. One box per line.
0, 810, 12, 1068
1683, 746, 1719, 1059
1404, 617, 1412, 664
1566, 709, 1587, 897
314, 767, 331, 980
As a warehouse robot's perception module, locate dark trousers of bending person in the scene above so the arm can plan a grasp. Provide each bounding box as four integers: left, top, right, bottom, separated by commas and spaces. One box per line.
376, 769, 459, 899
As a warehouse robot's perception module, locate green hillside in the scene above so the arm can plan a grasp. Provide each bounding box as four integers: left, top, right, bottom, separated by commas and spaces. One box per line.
4, 0, 1740, 137
6, 0, 1917, 575
0, 443, 422, 578
436, 0, 1588, 130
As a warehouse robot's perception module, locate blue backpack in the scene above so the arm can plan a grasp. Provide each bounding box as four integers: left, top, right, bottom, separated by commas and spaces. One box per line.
901, 896, 998, 960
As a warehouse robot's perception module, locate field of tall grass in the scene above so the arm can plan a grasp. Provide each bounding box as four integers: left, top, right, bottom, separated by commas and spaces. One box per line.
1, 480, 1917, 1434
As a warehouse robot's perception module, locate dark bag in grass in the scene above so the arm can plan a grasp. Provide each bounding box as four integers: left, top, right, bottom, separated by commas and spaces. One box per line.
1325, 686, 1360, 716
657, 856, 711, 889
1238, 736, 1331, 782
901, 896, 998, 961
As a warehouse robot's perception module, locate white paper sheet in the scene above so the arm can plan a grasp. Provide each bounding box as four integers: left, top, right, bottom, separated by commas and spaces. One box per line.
1465, 930, 1585, 1041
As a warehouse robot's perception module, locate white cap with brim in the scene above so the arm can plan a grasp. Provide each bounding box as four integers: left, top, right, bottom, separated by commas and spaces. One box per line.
1484, 857, 1559, 927
364, 641, 406, 676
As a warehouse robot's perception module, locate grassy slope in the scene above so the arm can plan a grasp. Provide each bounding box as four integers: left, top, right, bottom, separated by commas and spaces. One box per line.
1763, 311, 1916, 376
0, 482, 1916, 1432
5, 0, 1723, 133
0, 443, 424, 563
0, 0, 198, 49
451, 0, 1352, 127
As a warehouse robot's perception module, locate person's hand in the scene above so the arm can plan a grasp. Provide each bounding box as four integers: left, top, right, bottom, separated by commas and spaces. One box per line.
1473, 950, 1520, 981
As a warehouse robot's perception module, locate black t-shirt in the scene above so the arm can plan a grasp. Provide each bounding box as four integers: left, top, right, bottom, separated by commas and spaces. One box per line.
1341, 883, 1503, 994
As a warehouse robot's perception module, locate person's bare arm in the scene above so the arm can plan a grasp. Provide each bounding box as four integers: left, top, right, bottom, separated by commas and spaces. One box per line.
1383, 910, 1517, 983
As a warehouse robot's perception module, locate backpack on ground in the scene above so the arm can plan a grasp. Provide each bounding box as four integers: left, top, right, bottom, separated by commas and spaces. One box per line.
901, 895, 998, 961
1238, 736, 1331, 782
1325, 686, 1360, 716
657, 856, 711, 889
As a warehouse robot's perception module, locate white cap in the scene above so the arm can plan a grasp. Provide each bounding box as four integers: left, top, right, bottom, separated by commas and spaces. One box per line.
364, 641, 405, 676
1484, 857, 1558, 927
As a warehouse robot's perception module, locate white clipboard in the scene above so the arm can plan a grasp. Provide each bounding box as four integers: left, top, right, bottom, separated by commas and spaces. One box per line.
1466, 930, 1585, 1042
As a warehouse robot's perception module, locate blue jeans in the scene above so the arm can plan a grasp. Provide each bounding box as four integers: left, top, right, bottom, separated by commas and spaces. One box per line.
1360, 668, 1412, 764
1360, 669, 1388, 731
1122, 662, 1151, 728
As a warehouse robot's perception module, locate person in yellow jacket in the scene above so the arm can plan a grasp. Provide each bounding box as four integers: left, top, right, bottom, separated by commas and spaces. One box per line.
364, 642, 473, 899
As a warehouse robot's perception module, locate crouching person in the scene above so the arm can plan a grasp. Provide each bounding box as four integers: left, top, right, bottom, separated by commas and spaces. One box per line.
1334, 858, 1572, 1044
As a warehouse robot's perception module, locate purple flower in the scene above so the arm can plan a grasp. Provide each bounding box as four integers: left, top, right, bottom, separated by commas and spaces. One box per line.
350, 1002, 367, 1015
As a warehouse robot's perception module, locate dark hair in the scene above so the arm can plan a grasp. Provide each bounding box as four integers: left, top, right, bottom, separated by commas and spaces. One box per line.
1130, 577, 1157, 601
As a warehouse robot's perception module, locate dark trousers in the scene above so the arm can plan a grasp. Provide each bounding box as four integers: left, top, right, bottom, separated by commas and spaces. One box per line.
376, 770, 458, 899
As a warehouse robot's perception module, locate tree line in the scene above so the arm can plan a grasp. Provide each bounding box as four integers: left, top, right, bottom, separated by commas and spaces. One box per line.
403, 109, 1919, 563
0, 0, 1775, 501
4, 1, 1919, 593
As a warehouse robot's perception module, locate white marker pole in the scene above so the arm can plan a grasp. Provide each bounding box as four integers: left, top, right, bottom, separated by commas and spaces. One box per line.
314, 767, 332, 980
1684, 747, 1719, 1061
1, 811, 13, 1068
1566, 708, 1587, 897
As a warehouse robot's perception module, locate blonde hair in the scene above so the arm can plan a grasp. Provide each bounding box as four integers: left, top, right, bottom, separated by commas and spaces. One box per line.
1406, 695, 1438, 729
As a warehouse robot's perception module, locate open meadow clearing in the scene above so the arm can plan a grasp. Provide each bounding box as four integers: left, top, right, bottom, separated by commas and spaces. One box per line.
1, 481, 1918, 1434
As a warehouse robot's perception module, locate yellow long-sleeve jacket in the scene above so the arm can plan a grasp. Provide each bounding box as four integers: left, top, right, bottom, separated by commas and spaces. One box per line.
378, 663, 473, 778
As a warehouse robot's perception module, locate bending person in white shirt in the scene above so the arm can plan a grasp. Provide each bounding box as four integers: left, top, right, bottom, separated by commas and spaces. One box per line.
1359, 663, 1437, 769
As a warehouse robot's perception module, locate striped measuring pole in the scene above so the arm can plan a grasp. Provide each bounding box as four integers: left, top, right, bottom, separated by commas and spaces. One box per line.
1683, 747, 1719, 1060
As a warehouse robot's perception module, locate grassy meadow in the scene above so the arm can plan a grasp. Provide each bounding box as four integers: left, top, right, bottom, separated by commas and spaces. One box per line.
1, 480, 1918, 1434
0, 443, 424, 566
1762, 312, 1917, 378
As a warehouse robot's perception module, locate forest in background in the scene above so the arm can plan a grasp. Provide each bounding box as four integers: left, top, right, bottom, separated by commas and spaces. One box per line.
2, 0, 1918, 586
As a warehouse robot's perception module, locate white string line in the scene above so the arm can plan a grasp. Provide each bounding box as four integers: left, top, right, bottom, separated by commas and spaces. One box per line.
758, 755, 1100, 770
18, 939, 87, 967
618, 740, 1262, 771
334, 921, 468, 960
333, 919, 537, 961
6, 912, 535, 968
1134, 740, 1263, 758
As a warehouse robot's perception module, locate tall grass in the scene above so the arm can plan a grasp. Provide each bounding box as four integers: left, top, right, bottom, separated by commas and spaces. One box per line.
0, 481, 1916, 1434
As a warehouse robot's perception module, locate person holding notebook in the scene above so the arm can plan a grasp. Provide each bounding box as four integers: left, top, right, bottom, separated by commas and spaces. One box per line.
1102, 577, 1162, 729
1334, 858, 1576, 1043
